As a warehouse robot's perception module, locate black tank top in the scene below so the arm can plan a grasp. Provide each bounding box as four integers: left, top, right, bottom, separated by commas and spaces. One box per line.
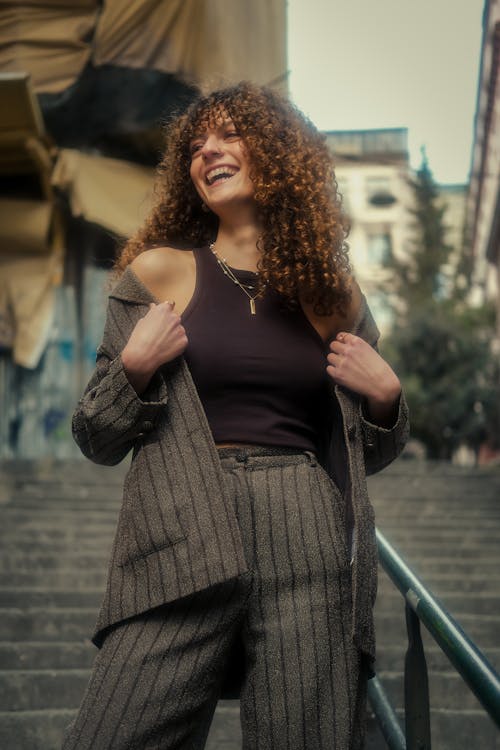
182, 247, 330, 452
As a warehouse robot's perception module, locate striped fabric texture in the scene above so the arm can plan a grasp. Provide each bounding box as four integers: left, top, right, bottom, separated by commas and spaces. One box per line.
71, 265, 409, 672
63, 450, 368, 749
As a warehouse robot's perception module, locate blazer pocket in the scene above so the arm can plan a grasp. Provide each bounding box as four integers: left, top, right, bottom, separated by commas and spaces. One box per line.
116, 451, 187, 566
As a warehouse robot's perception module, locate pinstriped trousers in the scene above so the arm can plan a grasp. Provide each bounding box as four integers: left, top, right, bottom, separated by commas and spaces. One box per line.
62, 448, 367, 750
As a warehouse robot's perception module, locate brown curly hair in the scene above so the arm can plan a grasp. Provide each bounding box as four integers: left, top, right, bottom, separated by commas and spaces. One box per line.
116, 81, 352, 315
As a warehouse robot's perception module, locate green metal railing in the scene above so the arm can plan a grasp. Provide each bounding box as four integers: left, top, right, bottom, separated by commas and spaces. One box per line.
368, 528, 500, 750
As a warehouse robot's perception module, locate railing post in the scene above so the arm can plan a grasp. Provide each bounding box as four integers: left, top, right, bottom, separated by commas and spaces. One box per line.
404, 600, 431, 749
367, 675, 407, 750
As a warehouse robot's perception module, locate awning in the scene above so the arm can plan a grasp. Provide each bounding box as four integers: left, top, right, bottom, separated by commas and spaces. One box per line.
51, 149, 155, 238
1, 0, 287, 94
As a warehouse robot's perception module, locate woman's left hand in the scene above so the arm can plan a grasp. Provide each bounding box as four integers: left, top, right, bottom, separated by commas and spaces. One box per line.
327, 332, 402, 426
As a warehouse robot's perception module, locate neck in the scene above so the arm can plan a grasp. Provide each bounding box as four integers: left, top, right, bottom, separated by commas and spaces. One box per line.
213, 224, 261, 271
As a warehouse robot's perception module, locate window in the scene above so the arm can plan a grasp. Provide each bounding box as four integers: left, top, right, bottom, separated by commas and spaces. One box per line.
366, 232, 392, 265
367, 291, 393, 332
365, 176, 396, 206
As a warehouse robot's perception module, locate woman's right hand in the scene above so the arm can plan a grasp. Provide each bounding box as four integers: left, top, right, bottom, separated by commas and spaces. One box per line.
121, 301, 188, 394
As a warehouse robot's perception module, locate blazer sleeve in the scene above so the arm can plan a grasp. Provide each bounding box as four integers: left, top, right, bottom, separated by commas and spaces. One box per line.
72, 297, 169, 466
352, 294, 410, 474
359, 393, 410, 475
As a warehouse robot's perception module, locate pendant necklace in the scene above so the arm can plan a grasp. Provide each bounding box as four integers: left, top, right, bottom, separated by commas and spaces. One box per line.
209, 243, 264, 315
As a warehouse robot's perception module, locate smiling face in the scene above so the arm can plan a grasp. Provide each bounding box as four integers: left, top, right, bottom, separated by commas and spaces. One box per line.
189, 117, 256, 217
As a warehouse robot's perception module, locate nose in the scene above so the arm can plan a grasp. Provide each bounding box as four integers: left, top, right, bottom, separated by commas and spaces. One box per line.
201, 134, 223, 158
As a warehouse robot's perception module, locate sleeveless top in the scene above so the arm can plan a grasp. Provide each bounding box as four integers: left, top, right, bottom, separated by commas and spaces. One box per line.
182, 247, 331, 453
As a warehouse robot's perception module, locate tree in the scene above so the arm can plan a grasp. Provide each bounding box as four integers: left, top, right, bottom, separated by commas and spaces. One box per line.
389, 147, 453, 311
384, 303, 499, 460
382, 152, 500, 460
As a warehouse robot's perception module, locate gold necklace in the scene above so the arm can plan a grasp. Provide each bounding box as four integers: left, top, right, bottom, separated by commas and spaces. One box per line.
209, 243, 264, 315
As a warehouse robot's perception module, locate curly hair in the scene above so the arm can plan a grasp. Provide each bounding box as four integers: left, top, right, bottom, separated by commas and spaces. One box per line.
116, 82, 352, 315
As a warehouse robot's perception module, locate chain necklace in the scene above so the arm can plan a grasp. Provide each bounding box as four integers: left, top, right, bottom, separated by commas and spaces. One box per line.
209, 243, 264, 315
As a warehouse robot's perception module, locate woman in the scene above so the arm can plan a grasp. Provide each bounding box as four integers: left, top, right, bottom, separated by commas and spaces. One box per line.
65, 82, 408, 750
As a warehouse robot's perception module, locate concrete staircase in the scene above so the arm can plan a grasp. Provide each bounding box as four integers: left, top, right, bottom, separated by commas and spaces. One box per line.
0, 459, 498, 749
0, 461, 122, 749
368, 460, 500, 750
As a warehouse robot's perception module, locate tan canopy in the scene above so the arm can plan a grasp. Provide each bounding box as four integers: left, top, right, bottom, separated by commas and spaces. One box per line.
51, 149, 155, 238
1, 0, 287, 93
0, 1, 99, 94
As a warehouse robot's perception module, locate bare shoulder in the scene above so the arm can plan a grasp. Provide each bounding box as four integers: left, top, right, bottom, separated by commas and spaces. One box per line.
130, 247, 193, 283
130, 247, 195, 301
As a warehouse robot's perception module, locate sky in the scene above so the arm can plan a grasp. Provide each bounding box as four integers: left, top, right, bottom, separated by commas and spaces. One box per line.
287, 0, 485, 185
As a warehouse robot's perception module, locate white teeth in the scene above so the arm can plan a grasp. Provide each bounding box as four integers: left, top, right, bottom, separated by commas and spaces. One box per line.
206, 167, 237, 185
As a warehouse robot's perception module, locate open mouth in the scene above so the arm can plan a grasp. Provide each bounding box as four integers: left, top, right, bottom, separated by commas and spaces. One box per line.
205, 167, 238, 185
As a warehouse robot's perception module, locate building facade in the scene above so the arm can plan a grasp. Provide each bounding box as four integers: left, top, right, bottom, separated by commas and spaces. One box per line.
466, 0, 500, 337
325, 128, 412, 333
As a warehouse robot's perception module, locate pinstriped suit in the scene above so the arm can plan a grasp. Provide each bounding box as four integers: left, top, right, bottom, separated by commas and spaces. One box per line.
65, 266, 409, 749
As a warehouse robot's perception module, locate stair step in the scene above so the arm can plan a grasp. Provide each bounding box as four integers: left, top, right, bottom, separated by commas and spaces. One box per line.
374, 644, 500, 673
376, 543, 500, 558
0, 539, 114, 553
3, 501, 121, 512
0, 609, 96, 641
386, 559, 499, 575
0, 588, 103, 608
371, 514, 500, 525
0, 510, 118, 524
376, 670, 495, 712
374, 611, 500, 650
373, 706, 500, 750
0, 703, 242, 750
0, 553, 108, 572
375, 589, 500, 616
0, 528, 114, 543
0, 641, 95, 669
378, 571, 500, 594
0, 709, 76, 750
0, 571, 107, 587
378, 527, 500, 540
0, 669, 90, 710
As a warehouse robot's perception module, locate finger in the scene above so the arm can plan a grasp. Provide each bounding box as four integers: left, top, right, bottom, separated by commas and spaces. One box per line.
329, 340, 346, 355
163, 300, 175, 309
336, 331, 352, 343
327, 351, 342, 367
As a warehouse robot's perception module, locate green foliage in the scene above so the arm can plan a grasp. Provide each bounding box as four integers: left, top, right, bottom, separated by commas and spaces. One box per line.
384, 305, 499, 459
383, 151, 500, 459
388, 149, 453, 309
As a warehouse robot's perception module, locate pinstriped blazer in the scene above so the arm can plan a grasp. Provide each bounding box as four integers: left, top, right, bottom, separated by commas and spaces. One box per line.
72, 266, 409, 668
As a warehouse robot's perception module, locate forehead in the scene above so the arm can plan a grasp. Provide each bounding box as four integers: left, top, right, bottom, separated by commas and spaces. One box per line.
187, 103, 236, 137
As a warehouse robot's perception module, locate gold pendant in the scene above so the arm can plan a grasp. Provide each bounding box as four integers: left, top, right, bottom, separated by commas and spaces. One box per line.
250, 298, 256, 315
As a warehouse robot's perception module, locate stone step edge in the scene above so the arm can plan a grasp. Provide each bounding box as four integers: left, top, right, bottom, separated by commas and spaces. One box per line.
2, 586, 498, 597
0, 667, 487, 680
0, 638, 97, 648
0, 705, 491, 718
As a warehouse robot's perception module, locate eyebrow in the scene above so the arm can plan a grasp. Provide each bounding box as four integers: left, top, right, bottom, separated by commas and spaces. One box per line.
190, 119, 235, 142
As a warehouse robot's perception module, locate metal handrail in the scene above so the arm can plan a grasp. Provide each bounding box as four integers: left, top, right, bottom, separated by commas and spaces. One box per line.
369, 528, 500, 748
367, 675, 407, 750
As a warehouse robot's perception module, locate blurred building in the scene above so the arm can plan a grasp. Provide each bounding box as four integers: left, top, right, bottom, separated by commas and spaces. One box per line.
326, 130, 469, 333
438, 183, 468, 296
439, 184, 467, 253
325, 128, 412, 333
466, 0, 500, 337
0, 0, 287, 458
